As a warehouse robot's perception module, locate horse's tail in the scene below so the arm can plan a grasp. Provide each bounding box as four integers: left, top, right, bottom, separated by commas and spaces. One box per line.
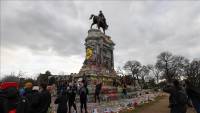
89, 14, 94, 20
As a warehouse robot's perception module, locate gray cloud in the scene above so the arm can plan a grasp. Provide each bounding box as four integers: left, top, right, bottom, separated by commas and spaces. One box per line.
1, 1, 200, 75
1, 1, 85, 56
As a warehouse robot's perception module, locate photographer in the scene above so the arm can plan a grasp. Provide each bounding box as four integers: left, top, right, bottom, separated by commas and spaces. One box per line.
163, 80, 188, 113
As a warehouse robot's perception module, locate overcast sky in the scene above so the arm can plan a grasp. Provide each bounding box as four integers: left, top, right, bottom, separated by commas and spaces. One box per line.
1, 0, 200, 77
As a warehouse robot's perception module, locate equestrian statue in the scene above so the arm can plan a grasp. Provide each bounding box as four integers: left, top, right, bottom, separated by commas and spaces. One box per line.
89, 10, 108, 34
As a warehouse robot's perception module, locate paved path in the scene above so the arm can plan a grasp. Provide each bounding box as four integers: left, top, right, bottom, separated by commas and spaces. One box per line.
135, 96, 196, 113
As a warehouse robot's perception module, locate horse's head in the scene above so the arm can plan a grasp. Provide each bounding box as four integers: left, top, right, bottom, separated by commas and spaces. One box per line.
89, 14, 94, 20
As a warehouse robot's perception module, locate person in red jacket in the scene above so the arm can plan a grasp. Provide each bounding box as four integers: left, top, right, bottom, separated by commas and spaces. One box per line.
0, 82, 19, 113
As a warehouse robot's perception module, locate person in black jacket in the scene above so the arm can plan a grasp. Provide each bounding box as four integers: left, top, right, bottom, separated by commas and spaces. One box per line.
94, 81, 102, 103
55, 91, 68, 113
68, 82, 77, 113
37, 83, 51, 113
23, 84, 41, 113
79, 81, 88, 113
163, 80, 188, 113
29, 90, 40, 113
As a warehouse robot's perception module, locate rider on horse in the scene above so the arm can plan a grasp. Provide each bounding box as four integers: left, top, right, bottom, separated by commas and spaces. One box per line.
98, 11, 108, 27
89, 10, 108, 34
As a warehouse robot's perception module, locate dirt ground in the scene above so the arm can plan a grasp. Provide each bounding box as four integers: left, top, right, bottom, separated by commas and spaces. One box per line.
131, 95, 196, 113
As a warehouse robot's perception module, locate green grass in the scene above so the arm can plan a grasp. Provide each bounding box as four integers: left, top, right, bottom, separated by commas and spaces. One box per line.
120, 96, 165, 113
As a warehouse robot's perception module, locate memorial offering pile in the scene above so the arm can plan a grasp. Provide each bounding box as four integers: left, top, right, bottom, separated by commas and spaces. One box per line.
88, 92, 161, 113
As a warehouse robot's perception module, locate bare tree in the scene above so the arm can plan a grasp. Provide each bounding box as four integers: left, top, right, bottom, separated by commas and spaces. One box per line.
139, 65, 150, 85
37, 70, 52, 84
185, 59, 200, 87
156, 52, 174, 82
148, 64, 162, 84
123, 60, 142, 81
17, 71, 25, 78
116, 66, 125, 76
156, 52, 189, 82
169, 55, 189, 79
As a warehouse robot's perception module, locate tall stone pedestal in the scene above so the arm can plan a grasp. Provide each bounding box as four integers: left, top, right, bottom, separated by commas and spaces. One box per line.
77, 29, 117, 84
74, 29, 119, 101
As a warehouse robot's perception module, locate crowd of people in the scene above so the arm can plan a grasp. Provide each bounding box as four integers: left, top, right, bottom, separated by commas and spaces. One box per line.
0, 78, 98, 113
1, 77, 200, 113
0, 81, 51, 113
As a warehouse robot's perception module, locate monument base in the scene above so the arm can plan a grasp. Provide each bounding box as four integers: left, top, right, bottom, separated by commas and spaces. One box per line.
74, 74, 118, 102
76, 29, 139, 102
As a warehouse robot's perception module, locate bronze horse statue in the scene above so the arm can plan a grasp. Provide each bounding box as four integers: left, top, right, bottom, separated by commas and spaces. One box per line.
89, 14, 108, 34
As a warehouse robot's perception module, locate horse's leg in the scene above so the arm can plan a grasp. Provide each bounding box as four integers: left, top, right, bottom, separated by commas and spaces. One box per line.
91, 23, 94, 29
97, 21, 100, 30
90, 23, 93, 29
103, 28, 105, 34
